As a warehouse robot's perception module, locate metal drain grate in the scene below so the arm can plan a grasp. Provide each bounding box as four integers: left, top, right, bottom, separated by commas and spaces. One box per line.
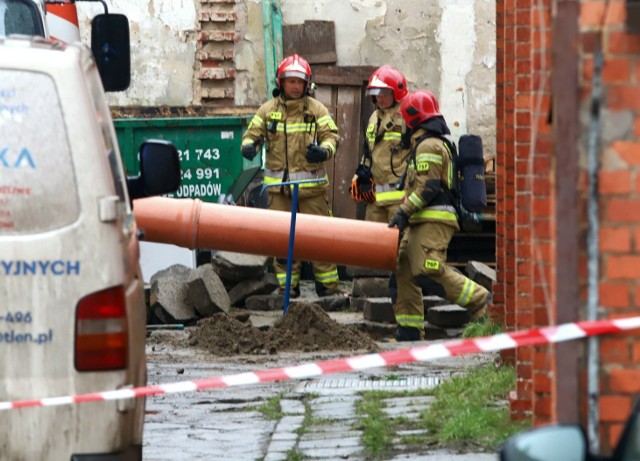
295, 376, 442, 394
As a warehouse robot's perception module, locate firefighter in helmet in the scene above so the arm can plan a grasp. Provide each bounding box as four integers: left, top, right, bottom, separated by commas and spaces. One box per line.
359, 65, 411, 221
388, 89, 491, 341
241, 54, 342, 298
351, 65, 411, 303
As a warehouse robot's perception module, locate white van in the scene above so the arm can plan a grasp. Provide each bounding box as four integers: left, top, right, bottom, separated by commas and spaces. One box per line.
0, 36, 179, 460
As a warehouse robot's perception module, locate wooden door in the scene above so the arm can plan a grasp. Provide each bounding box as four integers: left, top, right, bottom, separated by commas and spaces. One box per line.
312, 66, 377, 219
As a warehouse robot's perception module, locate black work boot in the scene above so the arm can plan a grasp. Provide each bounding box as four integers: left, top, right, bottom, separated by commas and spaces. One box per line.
279, 285, 301, 299
388, 273, 398, 305
316, 284, 349, 298
394, 326, 421, 342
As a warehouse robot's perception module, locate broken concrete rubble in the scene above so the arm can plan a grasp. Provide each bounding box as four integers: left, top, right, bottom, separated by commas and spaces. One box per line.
146, 252, 495, 337
186, 264, 230, 316
149, 264, 194, 324
427, 305, 471, 328
227, 273, 278, 307
466, 260, 497, 292
211, 251, 269, 282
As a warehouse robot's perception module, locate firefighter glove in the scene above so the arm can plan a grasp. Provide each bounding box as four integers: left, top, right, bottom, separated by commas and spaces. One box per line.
306, 144, 328, 163
349, 164, 376, 203
242, 143, 258, 161
389, 208, 410, 232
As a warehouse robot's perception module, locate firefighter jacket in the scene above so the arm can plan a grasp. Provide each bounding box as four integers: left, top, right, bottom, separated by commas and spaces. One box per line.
242, 95, 339, 195
399, 129, 460, 231
364, 103, 410, 205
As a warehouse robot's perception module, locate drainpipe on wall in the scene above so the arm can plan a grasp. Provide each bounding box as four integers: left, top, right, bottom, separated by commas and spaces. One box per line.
586, 48, 604, 454
553, 0, 580, 426
261, 0, 283, 98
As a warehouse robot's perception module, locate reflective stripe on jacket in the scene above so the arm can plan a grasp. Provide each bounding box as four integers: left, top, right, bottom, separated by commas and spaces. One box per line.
264, 168, 328, 188
242, 95, 339, 192
400, 131, 459, 229
364, 103, 410, 206
374, 183, 405, 202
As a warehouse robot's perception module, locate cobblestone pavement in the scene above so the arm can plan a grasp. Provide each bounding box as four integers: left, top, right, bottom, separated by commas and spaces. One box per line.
142, 314, 500, 461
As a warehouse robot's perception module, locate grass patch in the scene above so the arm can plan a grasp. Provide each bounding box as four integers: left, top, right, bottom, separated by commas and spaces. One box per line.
257, 393, 283, 420
417, 364, 529, 450
284, 449, 304, 461
355, 364, 529, 458
294, 396, 315, 436
355, 392, 395, 458
462, 317, 503, 338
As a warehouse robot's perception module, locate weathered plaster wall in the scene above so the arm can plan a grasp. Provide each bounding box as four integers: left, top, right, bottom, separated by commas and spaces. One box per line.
76, 0, 197, 106
233, 1, 266, 106
238, 0, 496, 153
75, 0, 495, 153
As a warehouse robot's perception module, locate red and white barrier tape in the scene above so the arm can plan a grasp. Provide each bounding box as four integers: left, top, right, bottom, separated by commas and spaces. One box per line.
2, 316, 639, 411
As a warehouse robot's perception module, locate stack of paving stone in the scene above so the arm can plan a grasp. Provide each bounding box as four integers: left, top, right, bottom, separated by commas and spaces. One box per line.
347, 261, 496, 339
146, 249, 496, 339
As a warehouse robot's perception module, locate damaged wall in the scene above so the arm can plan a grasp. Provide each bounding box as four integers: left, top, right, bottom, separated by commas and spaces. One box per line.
77, 0, 198, 107
76, 0, 495, 153
237, 0, 496, 151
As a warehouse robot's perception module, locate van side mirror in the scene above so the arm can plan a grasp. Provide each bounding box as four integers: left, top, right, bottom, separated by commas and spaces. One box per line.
500, 425, 587, 461
127, 140, 181, 201
91, 13, 130, 92
612, 396, 640, 461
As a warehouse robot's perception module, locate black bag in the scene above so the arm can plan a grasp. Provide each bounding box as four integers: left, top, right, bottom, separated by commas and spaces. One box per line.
457, 135, 487, 214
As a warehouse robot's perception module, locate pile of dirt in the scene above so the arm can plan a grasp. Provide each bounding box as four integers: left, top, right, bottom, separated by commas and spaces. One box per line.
189, 302, 378, 356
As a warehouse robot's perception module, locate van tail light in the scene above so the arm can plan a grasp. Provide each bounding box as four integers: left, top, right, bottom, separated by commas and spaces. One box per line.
75, 286, 128, 371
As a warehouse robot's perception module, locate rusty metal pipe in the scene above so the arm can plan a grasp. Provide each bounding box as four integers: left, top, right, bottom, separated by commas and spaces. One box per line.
133, 197, 399, 271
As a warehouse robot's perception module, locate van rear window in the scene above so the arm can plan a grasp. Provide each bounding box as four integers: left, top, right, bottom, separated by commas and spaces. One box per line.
0, 70, 79, 235
0, 0, 46, 37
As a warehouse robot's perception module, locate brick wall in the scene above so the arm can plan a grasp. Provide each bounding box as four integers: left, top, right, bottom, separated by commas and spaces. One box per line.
497, 0, 640, 452
580, 1, 640, 451
497, 0, 552, 425
196, 0, 237, 105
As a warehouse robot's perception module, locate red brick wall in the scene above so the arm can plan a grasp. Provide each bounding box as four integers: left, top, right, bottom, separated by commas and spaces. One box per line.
579, 1, 640, 452
196, 0, 237, 105
497, 0, 554, 425
496, 0, 516, 360
497, 0, 640, 452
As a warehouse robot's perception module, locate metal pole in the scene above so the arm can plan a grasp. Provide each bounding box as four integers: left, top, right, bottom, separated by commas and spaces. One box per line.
586, 48, 603, 453
282, 183, 300, 315
262, 178, 325, 315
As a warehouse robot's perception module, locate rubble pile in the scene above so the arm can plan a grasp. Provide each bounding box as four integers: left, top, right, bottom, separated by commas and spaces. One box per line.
189, 302, 377, 356
147, 250, 497, 340
148, 252, 277, 325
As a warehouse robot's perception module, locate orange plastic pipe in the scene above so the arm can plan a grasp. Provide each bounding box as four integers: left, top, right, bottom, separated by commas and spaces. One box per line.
133, 197, 399, 271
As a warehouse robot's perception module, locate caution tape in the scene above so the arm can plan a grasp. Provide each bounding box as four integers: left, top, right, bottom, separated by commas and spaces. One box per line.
2, 316, 639, 411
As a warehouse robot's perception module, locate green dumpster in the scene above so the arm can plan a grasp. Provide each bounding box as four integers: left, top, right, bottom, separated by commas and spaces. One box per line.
114, 116, 251, 203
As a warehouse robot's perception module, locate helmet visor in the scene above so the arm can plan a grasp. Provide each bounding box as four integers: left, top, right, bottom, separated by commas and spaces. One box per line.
279, 71, 309, 81
366, 87, 393, 97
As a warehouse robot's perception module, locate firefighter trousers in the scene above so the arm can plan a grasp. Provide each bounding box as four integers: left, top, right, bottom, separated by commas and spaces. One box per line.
394, 221, 490, 332
268, 190, 339, 291
365, 201, 401, 223
365, 201, 401, 303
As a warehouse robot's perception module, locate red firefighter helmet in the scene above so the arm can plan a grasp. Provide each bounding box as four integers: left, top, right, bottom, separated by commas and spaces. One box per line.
276, 54, 312, 89
366, 65, 408, 102
399, 89, 442, 129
